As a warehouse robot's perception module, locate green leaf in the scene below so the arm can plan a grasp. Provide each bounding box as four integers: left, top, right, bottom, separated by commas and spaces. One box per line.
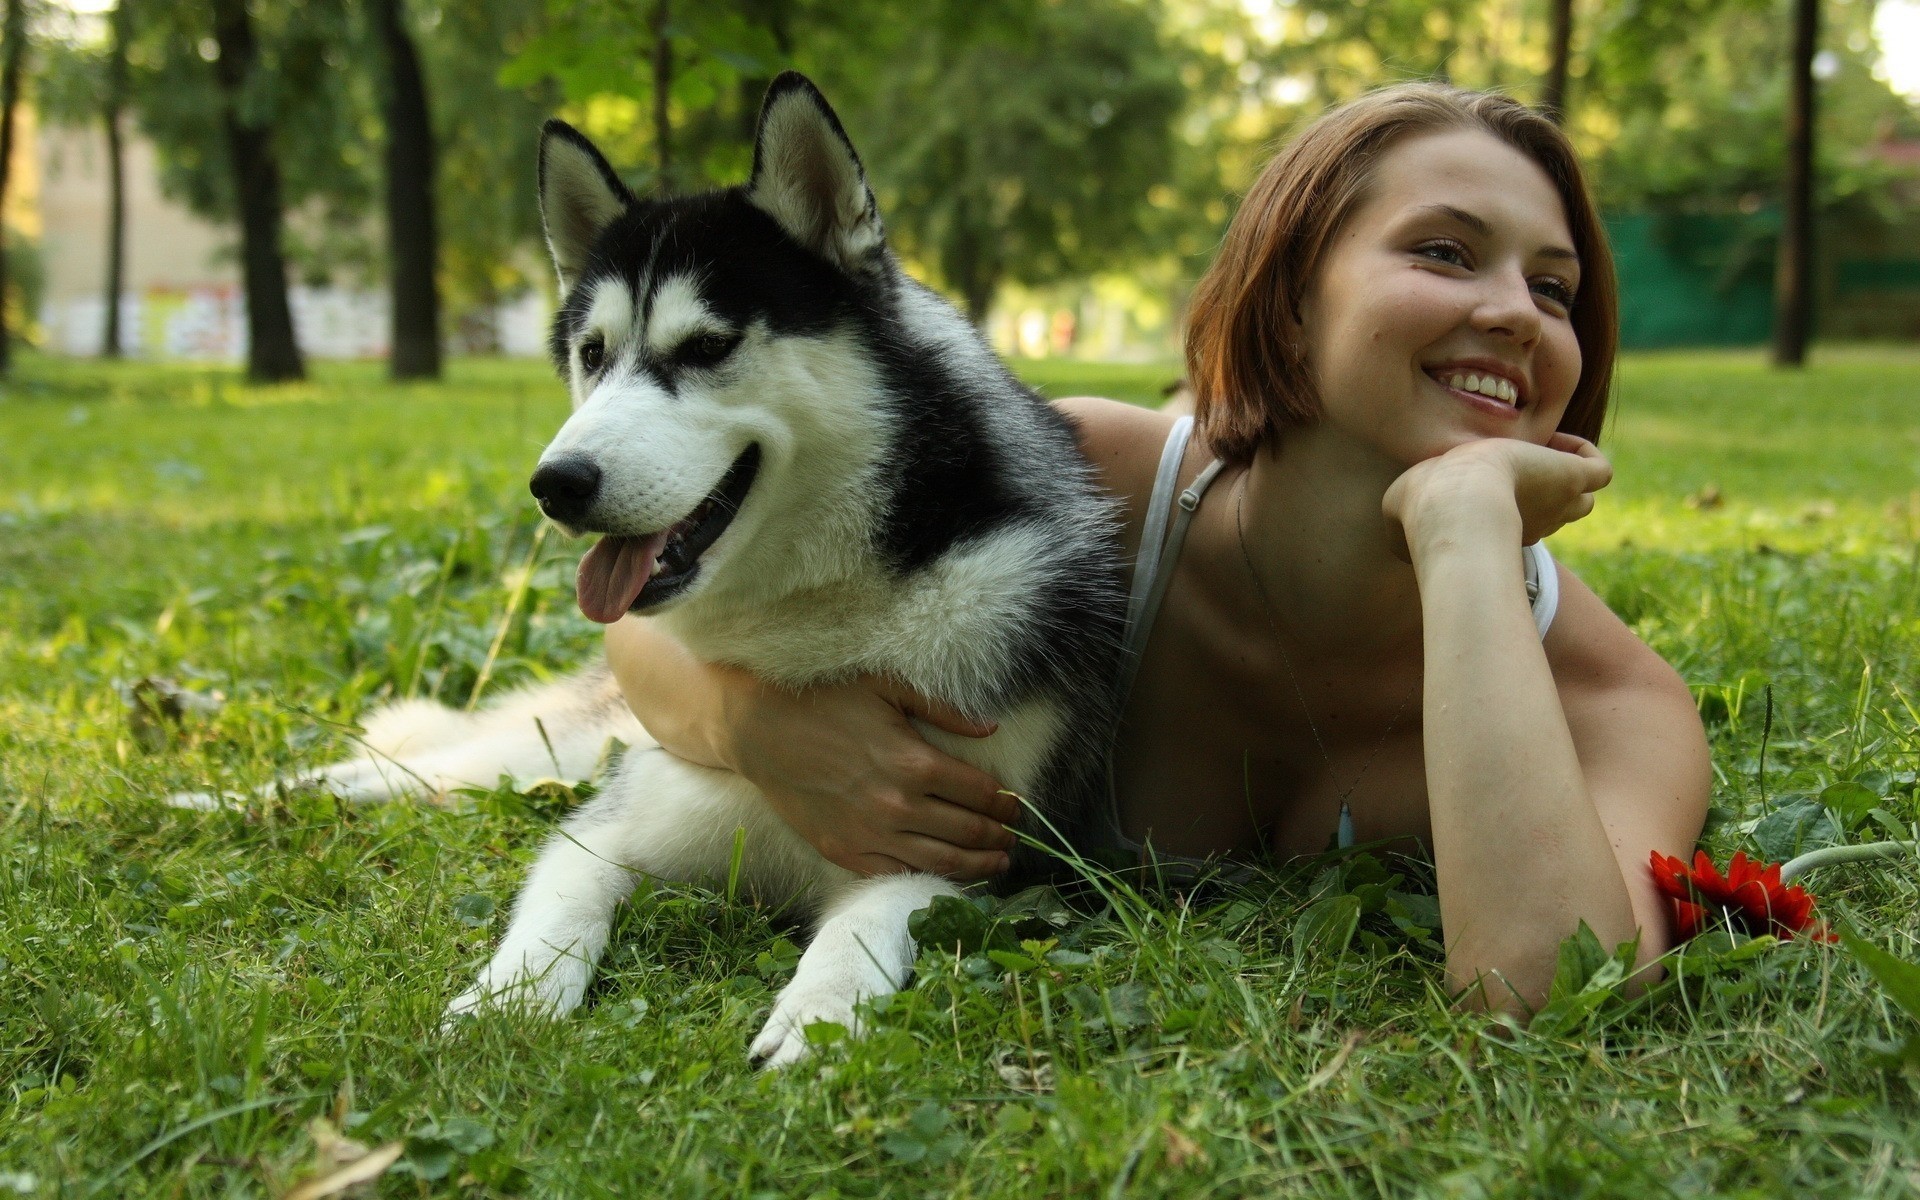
1529, 988, 1609, 1037
402, 1117, 494, 1181
996, 885, 1076, 939
909, 894, 1001, 955
1103, 982, 1152, 1031
1292, 894, 1361, 960
907, 1102, 949, 1138
802, 1021, 847, 1047
1751, 797, 1842, 861
452, 892, 495, 927
881, 1133, 928, 1163
1819, 781, 1880, 829
1550, 921, 1611, 1002
1842, 931, 1920, 1023
754, 937, 802, 980
986, 949, 1039, 973
1851, 769, 1894, 798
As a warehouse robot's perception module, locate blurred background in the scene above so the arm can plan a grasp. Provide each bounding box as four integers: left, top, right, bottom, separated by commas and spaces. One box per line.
5, 0, 1919, 382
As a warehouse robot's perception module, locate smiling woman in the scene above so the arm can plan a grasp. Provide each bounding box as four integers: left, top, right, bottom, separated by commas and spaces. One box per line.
607, 82, 1712, 1016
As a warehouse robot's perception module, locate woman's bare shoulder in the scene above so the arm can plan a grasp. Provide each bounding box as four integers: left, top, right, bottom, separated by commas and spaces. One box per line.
1052, 396, 1179, 556
1543, 564, 1687, 695
1546, 562, 1708, 785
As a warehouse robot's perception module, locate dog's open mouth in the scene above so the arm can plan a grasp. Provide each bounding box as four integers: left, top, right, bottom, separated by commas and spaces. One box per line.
574, 445, 762, 622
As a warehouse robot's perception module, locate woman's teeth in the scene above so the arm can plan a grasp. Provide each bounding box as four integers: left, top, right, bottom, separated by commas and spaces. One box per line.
1442, 371, 1518, 406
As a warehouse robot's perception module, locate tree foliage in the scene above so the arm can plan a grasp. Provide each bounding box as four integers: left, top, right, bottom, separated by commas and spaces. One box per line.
855, 0, 1185, 321
127, 0, 379, 287
24, 0, 1920, 348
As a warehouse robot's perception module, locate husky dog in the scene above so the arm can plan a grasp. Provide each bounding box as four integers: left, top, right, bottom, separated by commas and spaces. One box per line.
186, 73, 1127, 1067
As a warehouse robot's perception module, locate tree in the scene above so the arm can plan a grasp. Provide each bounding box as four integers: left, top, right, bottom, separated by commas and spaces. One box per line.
121, 0, 377, 372
495, 0, 785, 197
372, 0, 440, 379
650, 0, 671, 194
1542, 0, 1573, 123
1771, 0, 1816, 367
414, 0, 549, 350
208, 0, 304, 381
856, 0, 1185, 323
0, 0, 27, 375
101, 0, 129, 358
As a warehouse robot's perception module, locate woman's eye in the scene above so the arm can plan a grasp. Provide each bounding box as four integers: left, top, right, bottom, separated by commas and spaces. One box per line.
1416, 240, 1470, 268
580, 338, 605, 374
679, 332, 740, 369
1531, 278, 1577, 309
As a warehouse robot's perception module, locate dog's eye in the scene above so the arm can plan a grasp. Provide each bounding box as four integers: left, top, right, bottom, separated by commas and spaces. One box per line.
579, 337, 606, 375
678, 332, 740, 370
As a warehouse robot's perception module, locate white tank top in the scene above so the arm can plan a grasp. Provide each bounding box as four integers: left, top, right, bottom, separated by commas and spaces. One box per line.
1101, 416, 1560, 864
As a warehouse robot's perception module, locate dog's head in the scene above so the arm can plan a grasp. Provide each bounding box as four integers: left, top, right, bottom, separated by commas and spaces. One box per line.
531, 73, 895, 623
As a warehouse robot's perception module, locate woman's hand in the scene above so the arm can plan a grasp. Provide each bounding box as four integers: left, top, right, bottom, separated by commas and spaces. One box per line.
726, 675, 1017, 881
605, 619, 1016, 881
1382, 433, 1613, 561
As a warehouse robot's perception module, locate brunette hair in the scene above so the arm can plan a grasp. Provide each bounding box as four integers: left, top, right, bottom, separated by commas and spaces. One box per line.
1184, 83, 1618, 464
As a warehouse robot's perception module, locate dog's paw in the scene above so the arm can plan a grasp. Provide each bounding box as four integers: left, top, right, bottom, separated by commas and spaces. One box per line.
748, 972, 882, 1069
441, 956, 591, 1030
164, 789, 244, 811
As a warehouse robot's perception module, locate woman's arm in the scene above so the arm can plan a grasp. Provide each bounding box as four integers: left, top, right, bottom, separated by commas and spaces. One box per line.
600, 396, 1165, 882
603, 618, 1018, 880
1388, 436, 1710, 1014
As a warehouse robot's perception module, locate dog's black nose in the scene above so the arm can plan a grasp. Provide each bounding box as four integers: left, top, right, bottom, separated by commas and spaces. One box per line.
530, 455, 602, 524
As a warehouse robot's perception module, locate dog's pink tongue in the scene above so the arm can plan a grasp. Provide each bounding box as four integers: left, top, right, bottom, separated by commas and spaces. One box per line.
576, 532, 671, 624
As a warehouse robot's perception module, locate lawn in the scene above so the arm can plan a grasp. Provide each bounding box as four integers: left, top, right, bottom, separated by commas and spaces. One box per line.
2, 347, 1918, 1197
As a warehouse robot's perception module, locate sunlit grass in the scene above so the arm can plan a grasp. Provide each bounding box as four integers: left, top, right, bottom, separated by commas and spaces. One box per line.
2, 347, 1917, 1196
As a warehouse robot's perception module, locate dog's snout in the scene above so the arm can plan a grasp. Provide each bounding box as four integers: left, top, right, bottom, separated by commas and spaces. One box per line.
530, 455, 602, 524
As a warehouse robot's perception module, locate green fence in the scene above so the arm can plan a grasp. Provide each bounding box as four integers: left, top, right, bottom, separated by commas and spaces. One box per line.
1605, 210, 1920, 348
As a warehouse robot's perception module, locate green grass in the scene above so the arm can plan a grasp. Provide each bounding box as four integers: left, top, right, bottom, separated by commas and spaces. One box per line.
2, 348, 1918, 1197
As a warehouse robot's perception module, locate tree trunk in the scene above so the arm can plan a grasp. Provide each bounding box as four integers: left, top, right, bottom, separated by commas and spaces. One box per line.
1542, 0, 1573, 124
652, 0, 672, 195
373, 0, 441, 379
210, 0, 305, 382
0, 0, 27, 377
962, 274, 997, 328
1771, 0, 1817, 368
102, 0, 130, 359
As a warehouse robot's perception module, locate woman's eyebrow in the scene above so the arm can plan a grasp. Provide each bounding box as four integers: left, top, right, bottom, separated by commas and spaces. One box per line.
1415, 203, 1579, 264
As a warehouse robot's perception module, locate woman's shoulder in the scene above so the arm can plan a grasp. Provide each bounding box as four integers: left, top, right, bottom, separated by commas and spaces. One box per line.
1052, 396, 1181, 557
1544, 561, 1695, 709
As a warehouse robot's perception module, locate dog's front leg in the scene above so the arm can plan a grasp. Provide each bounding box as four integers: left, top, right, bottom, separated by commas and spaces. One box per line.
749, 872, 962, 1069
444, 800, 640, 1023
447, 754, 823, 1027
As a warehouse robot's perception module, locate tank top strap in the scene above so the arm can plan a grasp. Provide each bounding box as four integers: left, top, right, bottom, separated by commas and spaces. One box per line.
1116, 418, 1234, 706
1122, 416, 1195, 640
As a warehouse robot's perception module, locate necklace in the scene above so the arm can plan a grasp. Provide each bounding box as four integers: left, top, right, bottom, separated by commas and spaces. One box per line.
1231, 474, 1420, 820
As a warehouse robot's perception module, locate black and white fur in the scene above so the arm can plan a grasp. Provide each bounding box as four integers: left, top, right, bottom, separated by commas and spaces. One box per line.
188, 74, 1126, 1067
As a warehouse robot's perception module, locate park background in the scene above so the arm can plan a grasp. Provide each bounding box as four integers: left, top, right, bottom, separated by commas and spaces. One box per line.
3, 0, 1920, 1197
7, 0, 1920, 371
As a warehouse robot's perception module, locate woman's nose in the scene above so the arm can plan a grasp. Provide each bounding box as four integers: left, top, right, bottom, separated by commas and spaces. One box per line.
1471, 269, 1543, 343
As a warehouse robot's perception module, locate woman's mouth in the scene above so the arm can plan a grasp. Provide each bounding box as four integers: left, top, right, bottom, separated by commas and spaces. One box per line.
1427, 367, 1525, 413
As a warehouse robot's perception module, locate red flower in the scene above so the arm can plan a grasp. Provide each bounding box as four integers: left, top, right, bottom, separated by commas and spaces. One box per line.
1648, 850, 1837, 943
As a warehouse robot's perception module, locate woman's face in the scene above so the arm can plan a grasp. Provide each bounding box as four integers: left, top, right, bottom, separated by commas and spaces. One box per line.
1297, 126, 1584, 466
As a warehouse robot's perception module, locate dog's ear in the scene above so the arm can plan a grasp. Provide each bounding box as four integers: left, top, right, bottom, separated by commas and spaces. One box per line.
747, 72, 884, 273
539, 120, 633, 292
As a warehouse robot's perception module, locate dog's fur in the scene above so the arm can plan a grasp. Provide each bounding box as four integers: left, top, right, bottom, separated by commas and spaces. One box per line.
185, 74, 1128, 1067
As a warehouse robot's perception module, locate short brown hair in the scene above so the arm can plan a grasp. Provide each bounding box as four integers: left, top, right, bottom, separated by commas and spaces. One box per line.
1185, 83, 1618, 464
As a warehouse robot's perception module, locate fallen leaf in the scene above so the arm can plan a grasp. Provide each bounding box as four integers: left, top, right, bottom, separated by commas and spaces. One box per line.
1161, 1124, 1206, 1169
992, 1047, 1055, 1094
279, 1115, 404, 1200
121, 676, 224, 752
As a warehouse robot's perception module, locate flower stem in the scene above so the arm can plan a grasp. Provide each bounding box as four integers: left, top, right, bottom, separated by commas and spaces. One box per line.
1779, 840, 1918, 885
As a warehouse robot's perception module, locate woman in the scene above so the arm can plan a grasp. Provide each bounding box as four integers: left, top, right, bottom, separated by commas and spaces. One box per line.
603, 83, 1711, 1014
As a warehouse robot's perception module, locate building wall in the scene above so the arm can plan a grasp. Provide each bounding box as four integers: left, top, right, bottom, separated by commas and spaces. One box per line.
36, 119, 549, 360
